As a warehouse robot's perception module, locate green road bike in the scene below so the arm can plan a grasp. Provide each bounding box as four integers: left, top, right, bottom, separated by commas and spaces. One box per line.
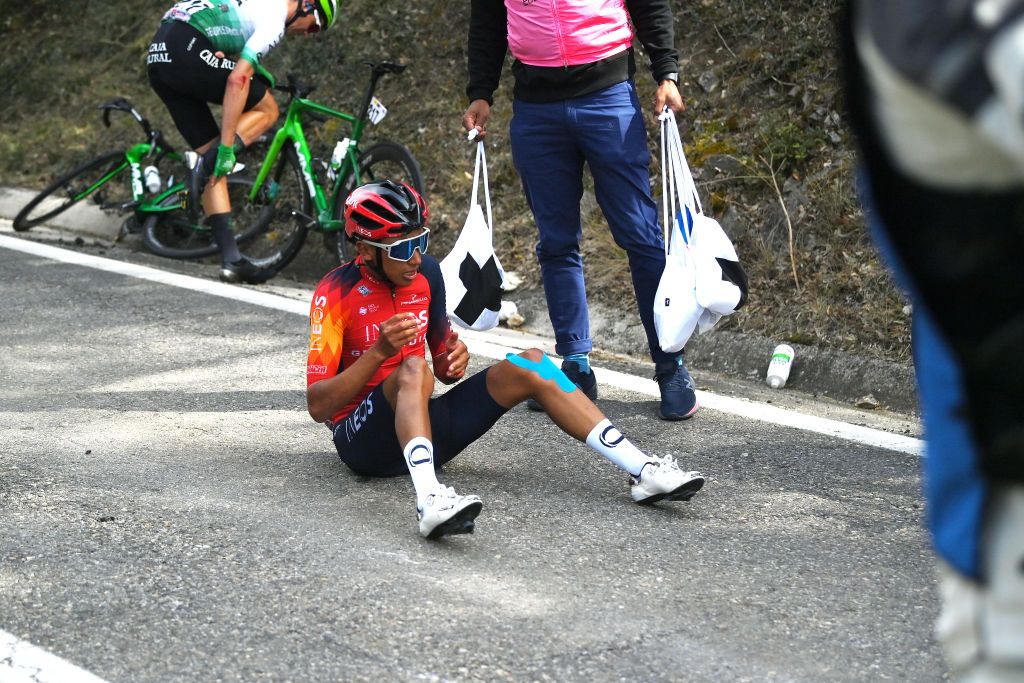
206, 59, 424, 275
14, 98, 268, 260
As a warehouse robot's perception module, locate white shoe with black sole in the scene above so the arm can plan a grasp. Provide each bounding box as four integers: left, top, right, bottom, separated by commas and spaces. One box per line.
630, 455, 705, 504
417, 486, 483, 539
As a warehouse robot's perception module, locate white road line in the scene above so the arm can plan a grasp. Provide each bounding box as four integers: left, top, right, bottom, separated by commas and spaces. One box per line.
1, 233, 924, 456
0, 629, 111, 683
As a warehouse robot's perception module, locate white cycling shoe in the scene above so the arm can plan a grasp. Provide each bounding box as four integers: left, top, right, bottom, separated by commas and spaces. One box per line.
417, 485, 483, 539
630, 455, 705, 504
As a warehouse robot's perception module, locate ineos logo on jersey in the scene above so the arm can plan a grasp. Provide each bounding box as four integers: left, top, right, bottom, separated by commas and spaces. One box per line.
309, 294, 327, 352
599, 425, 625, 449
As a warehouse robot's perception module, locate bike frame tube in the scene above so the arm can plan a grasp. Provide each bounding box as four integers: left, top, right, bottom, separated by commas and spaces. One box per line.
125, 142, 188, 214
72, 153, 133, 203
249, 97, 363, 224
323, 140, 363, 231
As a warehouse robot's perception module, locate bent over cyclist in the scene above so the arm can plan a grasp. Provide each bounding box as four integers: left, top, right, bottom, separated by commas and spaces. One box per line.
147, 0, 337, 283
305, 180, 706, 539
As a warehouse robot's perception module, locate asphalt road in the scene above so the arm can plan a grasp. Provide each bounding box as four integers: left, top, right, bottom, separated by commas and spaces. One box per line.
0, 228, 946, 682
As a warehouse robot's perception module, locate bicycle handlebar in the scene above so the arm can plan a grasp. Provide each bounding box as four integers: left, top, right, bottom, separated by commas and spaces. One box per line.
272, 59, 408, 101
97, 97, 175, 156
275, 74, 317, 99
99, 97, 149, 134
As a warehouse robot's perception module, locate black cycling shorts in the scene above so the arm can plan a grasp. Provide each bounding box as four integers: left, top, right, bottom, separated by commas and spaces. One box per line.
332, 367, 510, 478
147, 21, 269, 149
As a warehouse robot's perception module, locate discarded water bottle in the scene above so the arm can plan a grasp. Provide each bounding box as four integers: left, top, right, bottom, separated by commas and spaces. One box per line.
766, 344, 795, 389
143, 165, 162, 194
327, 138, 350, 182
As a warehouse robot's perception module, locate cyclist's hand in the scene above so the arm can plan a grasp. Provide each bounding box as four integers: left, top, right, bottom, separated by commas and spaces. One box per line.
462, 99, 491, 138
213, 143, 236, 177
440, 330, 469, 380
376, 312, 420, 357
654, 80, 684, 116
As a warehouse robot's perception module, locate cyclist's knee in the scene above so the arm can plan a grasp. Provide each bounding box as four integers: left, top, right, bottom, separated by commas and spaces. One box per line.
501, 348, 546, 385
396, 356, 432, 393
520, 348, 545, 364
257, 92, 279, 120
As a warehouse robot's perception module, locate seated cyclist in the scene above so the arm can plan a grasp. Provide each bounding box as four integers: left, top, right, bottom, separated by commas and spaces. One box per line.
147, 0, 338, 284
305, 180, 706, 540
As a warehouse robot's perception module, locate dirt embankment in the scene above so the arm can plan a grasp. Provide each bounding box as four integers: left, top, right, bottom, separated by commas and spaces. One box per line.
0, 1, 909, 374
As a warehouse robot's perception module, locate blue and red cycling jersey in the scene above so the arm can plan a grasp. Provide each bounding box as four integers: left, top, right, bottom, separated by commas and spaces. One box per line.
306, 254, 451, 427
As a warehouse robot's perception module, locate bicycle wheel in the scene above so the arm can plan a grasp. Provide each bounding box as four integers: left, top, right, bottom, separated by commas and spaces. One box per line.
141, 176, 262, 260
330, 141, 424, 264
235, 144, 310, 273
13, 151, 129, 231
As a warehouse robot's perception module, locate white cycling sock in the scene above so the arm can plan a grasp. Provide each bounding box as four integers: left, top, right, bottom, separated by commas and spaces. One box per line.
403, 436, 441, 504
585, 419, 650, 478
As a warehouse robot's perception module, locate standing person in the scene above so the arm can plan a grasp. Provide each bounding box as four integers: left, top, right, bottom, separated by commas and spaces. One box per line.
461, 0, 698, 421
842, 2, 1024, 680
306, 180, 705, 539
147, 0, 338, 283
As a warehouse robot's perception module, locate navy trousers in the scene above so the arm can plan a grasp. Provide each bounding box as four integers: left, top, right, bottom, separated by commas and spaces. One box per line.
510, 80, 680, 365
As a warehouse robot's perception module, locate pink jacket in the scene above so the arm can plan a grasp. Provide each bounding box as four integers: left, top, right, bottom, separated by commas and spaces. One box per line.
506, 0, 634, 68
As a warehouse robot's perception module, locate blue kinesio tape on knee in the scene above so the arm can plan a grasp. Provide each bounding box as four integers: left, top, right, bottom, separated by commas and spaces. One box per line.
505, 353, 576, 393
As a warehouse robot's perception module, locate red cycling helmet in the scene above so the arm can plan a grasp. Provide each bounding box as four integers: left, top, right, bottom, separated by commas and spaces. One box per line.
343, 180, 428, 242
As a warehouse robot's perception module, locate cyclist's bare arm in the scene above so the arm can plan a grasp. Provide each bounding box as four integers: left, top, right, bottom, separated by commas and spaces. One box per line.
307, 313, 420, 422
432, 330, 469, 384
220, 58, 257, 148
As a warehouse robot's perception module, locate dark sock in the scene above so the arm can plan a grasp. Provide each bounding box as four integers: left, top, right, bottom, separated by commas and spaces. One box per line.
208, 212, 241, 263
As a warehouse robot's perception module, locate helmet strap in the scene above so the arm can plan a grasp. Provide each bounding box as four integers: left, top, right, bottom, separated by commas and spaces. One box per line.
358, 246, 388, 282
372, 248, 388, 277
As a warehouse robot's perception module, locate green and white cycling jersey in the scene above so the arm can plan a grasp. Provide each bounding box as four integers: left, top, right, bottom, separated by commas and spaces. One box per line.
163, 0, 287, 65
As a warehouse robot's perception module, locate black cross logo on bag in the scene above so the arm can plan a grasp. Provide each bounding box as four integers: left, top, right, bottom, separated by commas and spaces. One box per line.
455, 255, 503, 324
